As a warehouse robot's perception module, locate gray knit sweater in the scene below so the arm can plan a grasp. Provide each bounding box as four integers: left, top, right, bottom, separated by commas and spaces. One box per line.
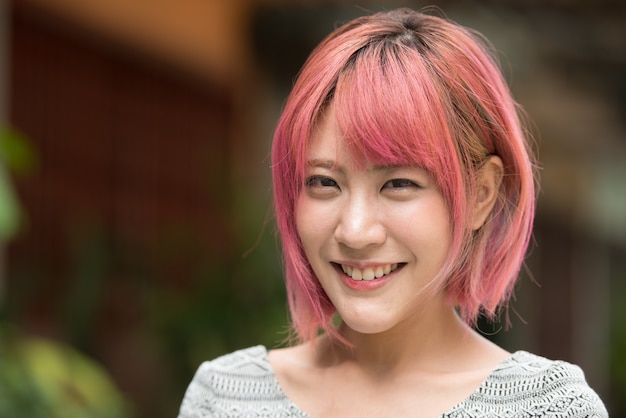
178, 345, 608, 417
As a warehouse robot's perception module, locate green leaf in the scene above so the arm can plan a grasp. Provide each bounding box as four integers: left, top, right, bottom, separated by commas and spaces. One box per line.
0, 165, 20, 240
0, 127, 36, 174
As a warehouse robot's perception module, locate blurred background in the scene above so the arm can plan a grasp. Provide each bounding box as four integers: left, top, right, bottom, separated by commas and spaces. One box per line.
0, 0, 624, 416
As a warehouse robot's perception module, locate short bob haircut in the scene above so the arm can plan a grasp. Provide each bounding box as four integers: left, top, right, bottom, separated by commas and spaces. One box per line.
271, 8, 536, 343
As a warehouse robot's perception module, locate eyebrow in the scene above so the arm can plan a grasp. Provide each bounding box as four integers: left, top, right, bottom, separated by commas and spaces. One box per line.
306, 159, 337, 170
306, 158, 402, 173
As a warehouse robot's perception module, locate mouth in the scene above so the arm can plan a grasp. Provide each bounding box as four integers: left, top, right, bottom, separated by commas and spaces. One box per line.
336, 263, 401, 281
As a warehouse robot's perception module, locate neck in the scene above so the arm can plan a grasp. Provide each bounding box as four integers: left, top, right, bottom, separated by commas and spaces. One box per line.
321, 303, 481, 375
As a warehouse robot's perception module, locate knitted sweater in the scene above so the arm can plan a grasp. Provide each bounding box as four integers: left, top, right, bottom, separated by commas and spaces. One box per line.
178, 345, 608, 417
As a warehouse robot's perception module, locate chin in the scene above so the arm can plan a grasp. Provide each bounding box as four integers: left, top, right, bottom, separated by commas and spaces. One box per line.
340, 316, 397, 336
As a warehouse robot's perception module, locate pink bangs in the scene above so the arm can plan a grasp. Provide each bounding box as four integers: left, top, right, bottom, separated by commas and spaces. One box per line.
334, 46, 456, 172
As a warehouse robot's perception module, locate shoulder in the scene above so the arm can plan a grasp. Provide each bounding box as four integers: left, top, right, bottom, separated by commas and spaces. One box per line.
196, 345, 274, 376
177, 346, 308, 418
449, 351, 608, 417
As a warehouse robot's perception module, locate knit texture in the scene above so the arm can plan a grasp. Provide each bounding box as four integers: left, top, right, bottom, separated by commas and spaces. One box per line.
178, 345, 608, 418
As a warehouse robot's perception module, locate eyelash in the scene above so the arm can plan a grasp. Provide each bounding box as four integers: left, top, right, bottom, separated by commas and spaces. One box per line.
383, 179, 420, 189
305, 176, 338, 188
305, 176, 420, 190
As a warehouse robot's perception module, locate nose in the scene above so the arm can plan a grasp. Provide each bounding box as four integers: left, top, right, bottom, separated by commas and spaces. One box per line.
334, 192, 386, 250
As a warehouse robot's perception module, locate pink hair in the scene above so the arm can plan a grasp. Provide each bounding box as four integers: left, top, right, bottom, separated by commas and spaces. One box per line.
271, 9, 537, 343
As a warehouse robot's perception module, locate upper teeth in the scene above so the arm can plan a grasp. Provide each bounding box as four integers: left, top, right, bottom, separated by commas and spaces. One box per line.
340, 263, 399, 281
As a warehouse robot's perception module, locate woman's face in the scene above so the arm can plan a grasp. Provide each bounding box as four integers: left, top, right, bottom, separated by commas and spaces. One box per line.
296, 108, 453, 335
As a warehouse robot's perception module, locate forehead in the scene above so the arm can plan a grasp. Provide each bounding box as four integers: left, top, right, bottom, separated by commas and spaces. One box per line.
306, 103, 422, 173
306, 107, 360, 171
306, 109, 429, 179
308, 109, 340, 156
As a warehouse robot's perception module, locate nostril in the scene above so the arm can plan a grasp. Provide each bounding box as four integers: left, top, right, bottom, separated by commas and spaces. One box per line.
334, 225, 387, 250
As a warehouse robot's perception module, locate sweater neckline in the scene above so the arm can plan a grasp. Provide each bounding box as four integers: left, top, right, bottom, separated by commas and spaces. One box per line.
259, 345, 535, 418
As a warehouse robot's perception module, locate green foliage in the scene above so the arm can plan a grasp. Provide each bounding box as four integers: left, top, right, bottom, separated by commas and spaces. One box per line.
0, 127, 37, 174
0, 126, 36, 240
0, 326, 131, 418
0, 164, 20, 240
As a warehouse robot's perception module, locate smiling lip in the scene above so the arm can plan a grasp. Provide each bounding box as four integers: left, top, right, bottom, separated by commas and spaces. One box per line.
340, 263, 399, 281
333, 262, 402, 291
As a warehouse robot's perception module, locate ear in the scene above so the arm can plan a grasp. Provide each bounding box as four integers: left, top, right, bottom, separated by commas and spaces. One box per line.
468, 155, 503, 231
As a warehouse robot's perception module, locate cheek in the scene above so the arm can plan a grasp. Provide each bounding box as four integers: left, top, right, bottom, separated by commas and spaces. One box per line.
394, 199, 452, 257
425, 205, 453, 265
295, 202, 307, 248
295, 195, 317, 254
295, 195, 336, 255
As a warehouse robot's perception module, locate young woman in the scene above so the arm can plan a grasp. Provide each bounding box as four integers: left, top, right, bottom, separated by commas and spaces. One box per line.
178, 8, 608, 417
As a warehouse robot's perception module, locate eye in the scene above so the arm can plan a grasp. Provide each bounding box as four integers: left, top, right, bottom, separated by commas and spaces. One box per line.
306, 175, 338, 188
304, 175, 340, 198
382, 178, 420, 189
